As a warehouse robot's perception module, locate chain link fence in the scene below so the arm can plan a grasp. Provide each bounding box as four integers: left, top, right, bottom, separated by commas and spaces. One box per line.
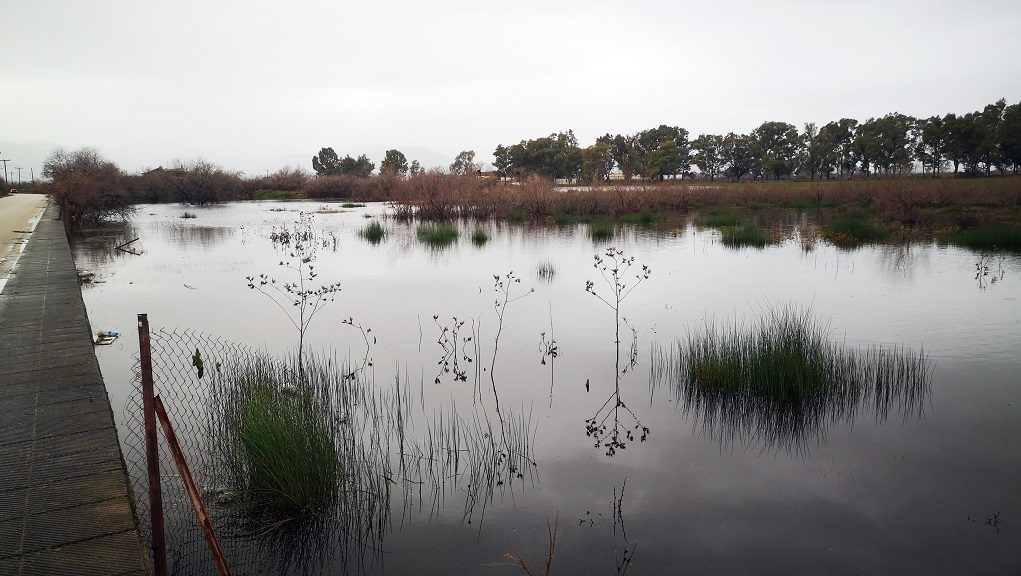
122, 323, 539, 575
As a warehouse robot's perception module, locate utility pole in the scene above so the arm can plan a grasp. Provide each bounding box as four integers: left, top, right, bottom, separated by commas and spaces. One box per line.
15, 167, 23, 186
0, 157, 9, 183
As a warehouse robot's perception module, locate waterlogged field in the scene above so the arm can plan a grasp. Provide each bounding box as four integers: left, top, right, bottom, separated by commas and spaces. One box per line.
72, 201, 1020, 575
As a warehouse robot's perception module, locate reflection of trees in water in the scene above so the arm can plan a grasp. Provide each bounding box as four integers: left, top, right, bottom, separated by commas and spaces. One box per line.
71, 222, 138, 269
650, 309, 933, 455
153, 222, 235, 250
875, 244, 930, 283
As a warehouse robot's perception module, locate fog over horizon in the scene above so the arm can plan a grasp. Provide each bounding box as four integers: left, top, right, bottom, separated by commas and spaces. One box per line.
4, 0, 1021, 178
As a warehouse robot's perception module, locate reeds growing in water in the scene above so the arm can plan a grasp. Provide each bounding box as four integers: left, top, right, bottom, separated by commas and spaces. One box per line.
416, 222, 459, 247
359, 220, 386, 244
650, 306, 932, 453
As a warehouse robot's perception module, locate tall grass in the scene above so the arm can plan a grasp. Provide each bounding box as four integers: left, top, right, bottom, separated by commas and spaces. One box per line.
416, 222, 459, 247
471, 227, 489, 246
697, 209, 741, 227
827, 210, 888, 246
359, 220, 386, 244
941, 224, 1021, 251
213, 357, 339, 511
720, 224, 772, 248
535, 260, 557, 282
651, 306, 931, 453
588, 220, 615, 241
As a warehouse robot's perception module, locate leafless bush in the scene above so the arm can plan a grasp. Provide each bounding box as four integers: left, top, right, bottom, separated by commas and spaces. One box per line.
42, 147, 134, 233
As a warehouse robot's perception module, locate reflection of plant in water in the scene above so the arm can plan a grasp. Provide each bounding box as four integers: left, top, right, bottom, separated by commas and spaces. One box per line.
432, 315, 473, 383
491, 271, 534, 415
495, 516, 558, 576
247, 211, 342, 368
584, 248, 652, 456
974, 251, 1006, 290
622, 318, 639, 374
539, 326, 558, 406
340, 316, 375, 379
651, 305, 933, 454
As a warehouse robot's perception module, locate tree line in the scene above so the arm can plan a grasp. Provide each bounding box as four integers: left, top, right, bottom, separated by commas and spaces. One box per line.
490, 98, 1021, 182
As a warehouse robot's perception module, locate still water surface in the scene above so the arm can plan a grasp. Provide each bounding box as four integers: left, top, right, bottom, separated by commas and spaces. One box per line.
72, 201, 1020, 575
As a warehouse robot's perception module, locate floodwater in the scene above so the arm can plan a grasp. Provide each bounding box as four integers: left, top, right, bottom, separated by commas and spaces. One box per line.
72, 201, 1021, 575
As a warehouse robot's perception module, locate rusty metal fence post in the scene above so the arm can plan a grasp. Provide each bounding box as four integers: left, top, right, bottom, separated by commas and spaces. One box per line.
138, 313, 169, 576
154, 395, 233, 576
138, 313, 232, 576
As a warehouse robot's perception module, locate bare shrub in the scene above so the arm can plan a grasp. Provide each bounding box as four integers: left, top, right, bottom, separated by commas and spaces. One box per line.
42, 147, 134, 233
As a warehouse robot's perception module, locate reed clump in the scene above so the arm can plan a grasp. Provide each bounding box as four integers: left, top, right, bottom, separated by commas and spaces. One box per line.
940, 224, 1021, 251
651, 305, 931, 452
588, 219, 615, 241
471, 227, 489, 246
535, 260, 557, 281
416, 222, 459, 246
359, 220, 386, 244
826, 209, 889, 246
719, 224, 772, 248
215, 358, 339, 511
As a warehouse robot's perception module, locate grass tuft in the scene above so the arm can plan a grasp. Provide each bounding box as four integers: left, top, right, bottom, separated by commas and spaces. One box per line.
535, 260, 557, 281
359, 221, 386, 244
827, 210, 888, 246
618, 210, 658, 225
216, 359, 338, 511
697, 209, 741, 228
181, 211, 197, 219
416, 223, 459, 247
941, 224, 1021, 252
720, 224, 771, 248
587, 219, 615, 241
471, 227, 489, 246
651, 305, 931, 452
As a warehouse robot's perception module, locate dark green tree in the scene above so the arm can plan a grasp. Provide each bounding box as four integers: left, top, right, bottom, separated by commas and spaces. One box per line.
915, 116, 949, 176
692, 134, 726, 181
1000, 101, 1021, 173
380, 149, 409, 176
637, 125, 690, 180
580, 141, 614, 183
339, 154, 374, 177
750, 121, 801, 179
722, 133, 754, 181
312, 147, 342, 176
450, 150, 480, 175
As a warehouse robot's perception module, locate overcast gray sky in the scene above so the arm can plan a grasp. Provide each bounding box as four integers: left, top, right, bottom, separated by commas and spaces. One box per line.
3, 0, 1020, 177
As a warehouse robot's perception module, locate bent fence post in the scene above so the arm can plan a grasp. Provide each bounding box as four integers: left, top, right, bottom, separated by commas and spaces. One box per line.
154, 394, 233, 576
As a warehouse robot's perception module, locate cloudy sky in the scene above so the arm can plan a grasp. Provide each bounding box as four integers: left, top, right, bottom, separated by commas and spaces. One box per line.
3, 0, 1020, 177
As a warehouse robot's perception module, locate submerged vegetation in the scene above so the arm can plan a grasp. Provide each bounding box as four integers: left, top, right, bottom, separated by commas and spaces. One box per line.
651, 306, 932, 452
